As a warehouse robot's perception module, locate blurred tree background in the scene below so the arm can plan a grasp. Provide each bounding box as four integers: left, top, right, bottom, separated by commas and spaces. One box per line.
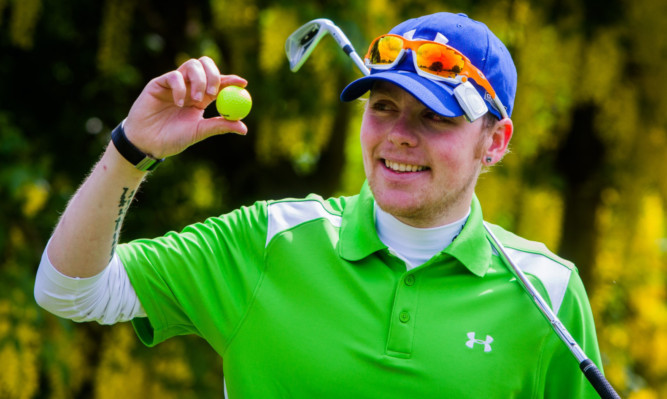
1, 0, 666, 397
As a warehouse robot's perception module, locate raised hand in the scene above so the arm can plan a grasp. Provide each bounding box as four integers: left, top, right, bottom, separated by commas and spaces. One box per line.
123, 56, 248, 159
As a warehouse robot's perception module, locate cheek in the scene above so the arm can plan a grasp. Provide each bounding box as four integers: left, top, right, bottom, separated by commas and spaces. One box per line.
359, 115, 381, 156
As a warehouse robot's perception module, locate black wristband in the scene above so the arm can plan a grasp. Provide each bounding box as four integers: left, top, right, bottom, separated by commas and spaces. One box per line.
111, 120, 163, 172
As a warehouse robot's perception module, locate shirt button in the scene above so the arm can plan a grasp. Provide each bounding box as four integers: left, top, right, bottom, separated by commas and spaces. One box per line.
399, 311, 410, 323
404, 275, 415, 286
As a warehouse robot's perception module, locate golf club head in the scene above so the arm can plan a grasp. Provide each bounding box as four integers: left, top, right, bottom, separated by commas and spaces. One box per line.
285, 19, 332, 72
286, 18, 370, 76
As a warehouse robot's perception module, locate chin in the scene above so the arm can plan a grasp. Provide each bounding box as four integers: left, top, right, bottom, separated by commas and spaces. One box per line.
375, 193, 425, 218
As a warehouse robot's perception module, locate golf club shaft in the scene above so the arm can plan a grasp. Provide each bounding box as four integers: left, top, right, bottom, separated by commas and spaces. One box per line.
326, 24, 370, 76
483, 223, 620, 399
350, 51, 369, 76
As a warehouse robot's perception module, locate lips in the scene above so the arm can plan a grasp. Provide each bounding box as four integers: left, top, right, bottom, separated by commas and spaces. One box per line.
384, 159, 429, 173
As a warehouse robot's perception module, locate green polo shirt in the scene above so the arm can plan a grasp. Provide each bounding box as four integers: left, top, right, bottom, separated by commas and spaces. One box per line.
118, 182, 603, 398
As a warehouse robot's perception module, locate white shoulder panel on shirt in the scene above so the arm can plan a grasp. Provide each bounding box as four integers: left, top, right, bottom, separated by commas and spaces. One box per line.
503, 248, 572, 315
266, 199, 342, 247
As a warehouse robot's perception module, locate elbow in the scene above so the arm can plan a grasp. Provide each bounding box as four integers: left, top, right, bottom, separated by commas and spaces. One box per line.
34, 259, 61, 315
33, 245, 74, 317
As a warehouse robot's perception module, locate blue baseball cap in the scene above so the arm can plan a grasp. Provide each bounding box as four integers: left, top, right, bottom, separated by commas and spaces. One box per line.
340, 12, 517, 120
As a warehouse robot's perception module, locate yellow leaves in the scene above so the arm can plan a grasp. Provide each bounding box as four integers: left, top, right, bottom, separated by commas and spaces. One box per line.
259, 7, 298, 74
20, 180, 49, 218
475, 172, 521, 229
515, 188, 563, 250
149, 340, 194, 388
255, 8, 340, 174
257, 113, 334, 174
0, 295, 41, 399
0, 345, 25, 398
337, 105, 366, 196
606, 324, 629, 351
94, 325, 146, 399
6, 0, 41, 49
93, 325, 197, 398
596, 85, 640, 163
503, 6, 581, 160
578, 29, 622, 105
210, 0, 258, 30
477, 175, 563, 249
650, 329, 667, 375
45, 326, 91, 399
626, 0, 667, 126
199, 39, 224, 67
592, 191, 667, 393
364, 0, 399, 37
190, 167, 216, 210
628, 389, 660, 399
512, 0, 531, 27
367, 0, 392, 21
257, 117, 306, 165
632, 194, 664, 255
97, 0, 136, 74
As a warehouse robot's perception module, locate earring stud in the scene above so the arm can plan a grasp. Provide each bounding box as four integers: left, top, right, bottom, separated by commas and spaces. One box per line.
485, 157, 492, 163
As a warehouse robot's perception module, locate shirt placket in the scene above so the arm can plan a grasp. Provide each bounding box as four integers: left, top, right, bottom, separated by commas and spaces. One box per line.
386, 270, 420, 358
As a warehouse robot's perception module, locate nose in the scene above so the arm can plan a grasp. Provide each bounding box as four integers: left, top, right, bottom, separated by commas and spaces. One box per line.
387, 115, 419, 147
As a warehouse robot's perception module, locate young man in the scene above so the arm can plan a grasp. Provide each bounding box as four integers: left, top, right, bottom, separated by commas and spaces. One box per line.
35, 12, 604, 398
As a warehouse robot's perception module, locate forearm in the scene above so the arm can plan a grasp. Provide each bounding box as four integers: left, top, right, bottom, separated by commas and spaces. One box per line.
48, 142, 147, 277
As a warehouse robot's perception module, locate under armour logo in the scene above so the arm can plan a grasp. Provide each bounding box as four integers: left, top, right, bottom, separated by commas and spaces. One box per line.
466, 332, 493, 352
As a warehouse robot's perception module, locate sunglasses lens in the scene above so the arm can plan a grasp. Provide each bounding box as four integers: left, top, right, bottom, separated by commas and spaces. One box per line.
416, 43, 465, 79
368, 35, 404, 65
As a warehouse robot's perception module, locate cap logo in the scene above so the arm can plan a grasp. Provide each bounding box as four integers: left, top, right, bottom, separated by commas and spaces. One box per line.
401, 29, 449, 45
434, 32, 449, 44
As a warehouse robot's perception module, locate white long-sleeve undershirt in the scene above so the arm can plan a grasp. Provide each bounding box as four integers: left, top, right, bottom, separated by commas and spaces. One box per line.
34, 239, 145, 324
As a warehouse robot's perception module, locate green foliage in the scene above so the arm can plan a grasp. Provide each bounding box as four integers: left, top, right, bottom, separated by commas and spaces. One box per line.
1, 0, 666, 397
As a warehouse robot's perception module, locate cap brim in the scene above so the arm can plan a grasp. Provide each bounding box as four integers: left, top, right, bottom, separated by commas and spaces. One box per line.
340, 70, 465, 118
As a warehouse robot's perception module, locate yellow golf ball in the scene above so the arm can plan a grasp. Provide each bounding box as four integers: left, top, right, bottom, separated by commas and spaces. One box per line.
216, 86, 252, 121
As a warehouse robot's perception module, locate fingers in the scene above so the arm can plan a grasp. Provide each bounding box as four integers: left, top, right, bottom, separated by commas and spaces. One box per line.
220, 74, 248, 89
199, 56, 222, 96
155, 57, 248, 109
197, 117, 248, 141
159, 71, 187, 107
177, 57, 210, 105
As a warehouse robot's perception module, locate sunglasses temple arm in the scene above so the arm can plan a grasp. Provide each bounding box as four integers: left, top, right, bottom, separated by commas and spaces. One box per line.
492, 95, 508, 119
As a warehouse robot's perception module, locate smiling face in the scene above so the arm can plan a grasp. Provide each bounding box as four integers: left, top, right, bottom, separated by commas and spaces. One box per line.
360, 81, 505, 228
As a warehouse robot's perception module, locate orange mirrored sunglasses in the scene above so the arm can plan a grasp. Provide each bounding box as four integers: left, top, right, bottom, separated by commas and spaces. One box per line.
364, 34, 507, 118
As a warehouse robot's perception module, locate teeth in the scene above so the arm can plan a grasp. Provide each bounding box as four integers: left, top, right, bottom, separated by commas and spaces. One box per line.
384, 160, 426, 172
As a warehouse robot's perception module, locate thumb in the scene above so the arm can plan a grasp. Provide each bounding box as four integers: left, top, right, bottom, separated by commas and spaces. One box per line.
196, 117, 248, 141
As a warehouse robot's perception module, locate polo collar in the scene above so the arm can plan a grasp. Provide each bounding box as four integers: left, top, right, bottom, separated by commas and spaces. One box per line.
338, 182, 493, 277
338, 182, 386, 261
442, 195, 493, 277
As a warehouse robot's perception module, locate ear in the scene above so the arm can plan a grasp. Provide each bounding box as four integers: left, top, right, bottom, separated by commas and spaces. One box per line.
484, 118, 513, 165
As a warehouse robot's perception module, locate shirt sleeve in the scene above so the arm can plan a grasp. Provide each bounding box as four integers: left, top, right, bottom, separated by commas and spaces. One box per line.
117, 201, 269, 352
34, 240, 146, 324
542, 268, 604, 399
